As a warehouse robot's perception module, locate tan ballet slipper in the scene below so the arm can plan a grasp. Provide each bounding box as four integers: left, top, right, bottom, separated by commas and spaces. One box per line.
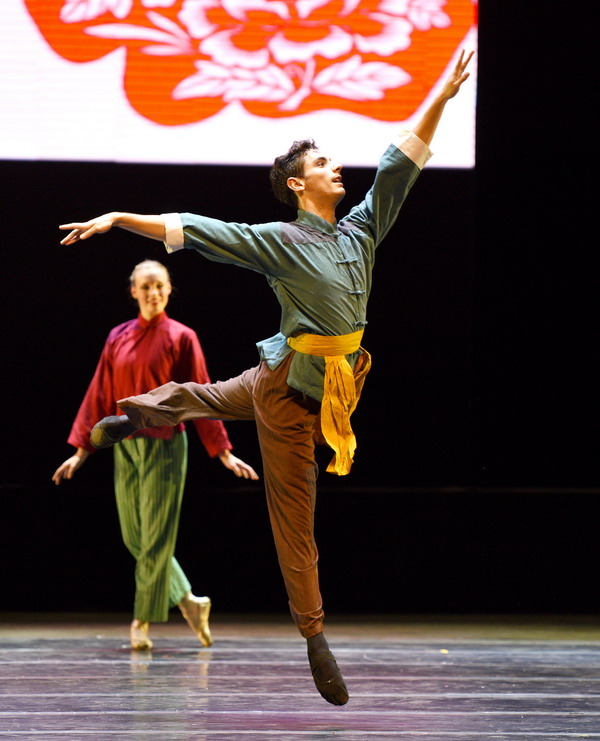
130, 619, 153, 651
179, 593, 213, 647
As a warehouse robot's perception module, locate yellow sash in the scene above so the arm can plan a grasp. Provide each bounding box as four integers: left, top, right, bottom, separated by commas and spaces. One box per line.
287, 329, 371, 476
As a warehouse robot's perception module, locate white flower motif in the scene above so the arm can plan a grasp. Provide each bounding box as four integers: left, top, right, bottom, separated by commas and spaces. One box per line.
200, 30, 270, 69
170, 0, 437, 108
380, 0, 450, 30
32, 0, 471, 123
60, 0, 132, 23
269, 27, 354, 65
142, 0, 177, 7
296, 0, 361, 18
406, 0, 450, 30
178, 0, 423, 66
219, 0, 290, 21
353, 15, 413, 56
378, 0, 410, 14
178, 0, 220, 39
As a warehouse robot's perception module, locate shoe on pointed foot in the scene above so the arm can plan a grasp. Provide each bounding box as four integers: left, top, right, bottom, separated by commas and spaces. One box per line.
130, 620, 153, 651
90, 415, 136, 449
179, 594, 213, 647
309, 648, 349, 706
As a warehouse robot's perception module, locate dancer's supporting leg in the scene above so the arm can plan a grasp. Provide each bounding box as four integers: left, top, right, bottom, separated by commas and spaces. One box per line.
252, 357, 348, 706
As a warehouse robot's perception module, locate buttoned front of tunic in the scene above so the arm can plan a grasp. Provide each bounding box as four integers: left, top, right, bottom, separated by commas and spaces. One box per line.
164, 134, 431, 401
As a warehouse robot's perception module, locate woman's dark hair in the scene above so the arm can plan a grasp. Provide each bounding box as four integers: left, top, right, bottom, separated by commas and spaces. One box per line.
269, 139, 317, 209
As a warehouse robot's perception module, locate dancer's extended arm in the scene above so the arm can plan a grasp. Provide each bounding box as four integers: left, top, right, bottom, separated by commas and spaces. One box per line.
59, 212, 166, 245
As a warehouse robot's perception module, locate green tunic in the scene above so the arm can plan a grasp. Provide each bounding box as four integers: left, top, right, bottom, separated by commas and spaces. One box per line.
167, 138, 428, 401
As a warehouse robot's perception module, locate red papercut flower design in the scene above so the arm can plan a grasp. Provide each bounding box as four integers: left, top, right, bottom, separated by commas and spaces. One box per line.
25, 0, 475, 125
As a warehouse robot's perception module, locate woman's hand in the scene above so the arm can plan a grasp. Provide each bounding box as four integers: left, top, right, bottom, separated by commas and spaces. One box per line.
218, 450, 259, 480
52, 449, 90, 485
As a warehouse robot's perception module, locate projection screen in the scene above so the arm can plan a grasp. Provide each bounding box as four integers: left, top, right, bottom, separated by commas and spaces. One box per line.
1, 1, 477, 166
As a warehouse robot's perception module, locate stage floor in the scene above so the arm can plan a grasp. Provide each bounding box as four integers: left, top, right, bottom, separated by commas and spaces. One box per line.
1, 613, 599, 739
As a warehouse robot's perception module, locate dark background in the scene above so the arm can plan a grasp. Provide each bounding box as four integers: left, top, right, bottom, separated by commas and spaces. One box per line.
1, 3, 597, 617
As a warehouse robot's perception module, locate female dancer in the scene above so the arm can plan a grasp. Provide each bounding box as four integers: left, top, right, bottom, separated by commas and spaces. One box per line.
53, 260, 258, 649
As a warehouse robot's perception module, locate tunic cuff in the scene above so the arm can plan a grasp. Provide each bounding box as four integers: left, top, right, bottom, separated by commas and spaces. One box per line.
162, 213, 184, 253
392, 130, 432, 170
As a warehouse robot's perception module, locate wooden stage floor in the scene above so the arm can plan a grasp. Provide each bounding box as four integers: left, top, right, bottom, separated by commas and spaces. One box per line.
1, 613, 599, 739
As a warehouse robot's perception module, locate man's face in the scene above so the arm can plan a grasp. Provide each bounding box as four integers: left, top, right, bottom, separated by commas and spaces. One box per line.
298, 149, 345, 206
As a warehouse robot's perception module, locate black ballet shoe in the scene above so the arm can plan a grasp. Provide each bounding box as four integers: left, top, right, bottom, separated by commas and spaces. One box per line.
90, 415, 136, 449
309, 648, 349, 706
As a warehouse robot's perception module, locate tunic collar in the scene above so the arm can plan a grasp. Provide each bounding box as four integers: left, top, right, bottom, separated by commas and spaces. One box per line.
296, 209, 339, 236
137, 311, 169, 329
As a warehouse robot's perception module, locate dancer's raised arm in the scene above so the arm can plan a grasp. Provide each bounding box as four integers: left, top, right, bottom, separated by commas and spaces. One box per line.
413, 49, 474, 146
59, 212, 166, 245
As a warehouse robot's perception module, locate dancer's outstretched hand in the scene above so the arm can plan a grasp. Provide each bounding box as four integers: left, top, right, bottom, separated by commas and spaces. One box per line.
59, 213, 117, 245
439, 49, 474, 101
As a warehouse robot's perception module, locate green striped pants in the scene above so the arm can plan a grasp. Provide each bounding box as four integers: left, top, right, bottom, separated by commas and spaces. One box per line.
113, 432, 192, 622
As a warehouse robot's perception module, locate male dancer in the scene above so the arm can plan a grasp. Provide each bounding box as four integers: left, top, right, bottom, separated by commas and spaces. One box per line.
60, 51, 473, 705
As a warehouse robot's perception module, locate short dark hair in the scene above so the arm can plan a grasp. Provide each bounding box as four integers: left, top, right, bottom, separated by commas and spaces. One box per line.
269, 139, 317, 209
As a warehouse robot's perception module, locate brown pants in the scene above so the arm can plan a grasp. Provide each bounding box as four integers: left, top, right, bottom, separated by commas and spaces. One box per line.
118, 354, 325, 638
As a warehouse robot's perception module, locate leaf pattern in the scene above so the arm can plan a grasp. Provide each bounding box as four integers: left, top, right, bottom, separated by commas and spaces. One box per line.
314, 57, 411, 100
174, 62, 295, 102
